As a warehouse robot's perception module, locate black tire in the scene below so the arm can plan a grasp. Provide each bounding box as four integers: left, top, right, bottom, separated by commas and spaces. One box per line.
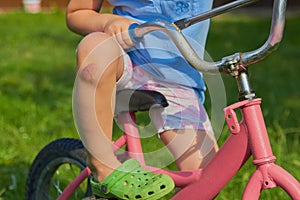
25, 138, 92, 200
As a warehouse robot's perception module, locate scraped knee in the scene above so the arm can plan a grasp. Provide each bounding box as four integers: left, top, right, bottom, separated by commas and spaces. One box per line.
76, 32, 121, 85
79, 63, 99, 83
76, 33, 109, 84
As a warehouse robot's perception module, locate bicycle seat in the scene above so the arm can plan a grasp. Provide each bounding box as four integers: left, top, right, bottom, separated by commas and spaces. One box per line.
115, 89, 168, 114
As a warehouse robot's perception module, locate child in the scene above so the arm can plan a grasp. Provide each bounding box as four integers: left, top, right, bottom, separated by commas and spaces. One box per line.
66, 0, 217, 199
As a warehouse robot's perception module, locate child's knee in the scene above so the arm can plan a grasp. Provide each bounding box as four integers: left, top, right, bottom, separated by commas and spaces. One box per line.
79, 63, 98, 83
77, 32, 121, 65
75, 32, 123, 84
76, 32, 109, 61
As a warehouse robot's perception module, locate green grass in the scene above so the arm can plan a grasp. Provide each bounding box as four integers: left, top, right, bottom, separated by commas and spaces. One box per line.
0, 10, 299, 199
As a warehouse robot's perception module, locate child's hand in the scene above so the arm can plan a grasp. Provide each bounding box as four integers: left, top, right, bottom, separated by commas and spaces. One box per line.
104, 16, 137, 49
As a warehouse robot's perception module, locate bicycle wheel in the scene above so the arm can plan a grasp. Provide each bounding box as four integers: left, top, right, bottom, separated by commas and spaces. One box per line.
25, 138, 92, 200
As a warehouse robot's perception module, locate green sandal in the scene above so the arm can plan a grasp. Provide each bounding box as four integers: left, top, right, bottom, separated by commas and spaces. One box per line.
90, 159, 175, 200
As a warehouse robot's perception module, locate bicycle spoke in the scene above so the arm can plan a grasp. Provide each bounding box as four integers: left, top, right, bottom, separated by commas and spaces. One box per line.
51, 170, 63, 196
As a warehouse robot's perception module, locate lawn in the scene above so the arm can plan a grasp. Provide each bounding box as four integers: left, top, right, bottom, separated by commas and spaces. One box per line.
0, 9, 299, 200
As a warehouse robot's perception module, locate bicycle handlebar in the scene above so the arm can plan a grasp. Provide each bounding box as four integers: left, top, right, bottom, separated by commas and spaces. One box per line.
129, 0, 287, 74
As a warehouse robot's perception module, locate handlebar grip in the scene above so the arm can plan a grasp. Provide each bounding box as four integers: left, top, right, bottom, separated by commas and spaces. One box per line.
128, 23, 143, 44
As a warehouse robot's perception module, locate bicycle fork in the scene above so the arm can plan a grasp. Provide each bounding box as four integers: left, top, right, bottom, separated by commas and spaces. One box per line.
235, 72, 300, 199
226, 70, 300, 199
240, 98, 300, 199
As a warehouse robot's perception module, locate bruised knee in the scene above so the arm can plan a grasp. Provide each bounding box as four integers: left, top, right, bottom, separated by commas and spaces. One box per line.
79, 63, 98, 83
76, 32, 123, 84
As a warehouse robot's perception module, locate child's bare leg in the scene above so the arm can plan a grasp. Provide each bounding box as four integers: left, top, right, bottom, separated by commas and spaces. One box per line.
73, 32, 124, 181
160, 129, 218, 170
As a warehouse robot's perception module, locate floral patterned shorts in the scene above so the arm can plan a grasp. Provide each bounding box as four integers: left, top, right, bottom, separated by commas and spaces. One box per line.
116, 54, 212, 133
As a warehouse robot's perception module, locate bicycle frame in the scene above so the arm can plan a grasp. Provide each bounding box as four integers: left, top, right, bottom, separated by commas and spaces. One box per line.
58, 95, 300, 199
172, 98, 300, 199
57, 0, 300, 199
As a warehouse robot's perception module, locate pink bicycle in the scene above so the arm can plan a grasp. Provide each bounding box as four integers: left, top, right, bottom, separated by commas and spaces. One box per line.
25, 0, 300, 199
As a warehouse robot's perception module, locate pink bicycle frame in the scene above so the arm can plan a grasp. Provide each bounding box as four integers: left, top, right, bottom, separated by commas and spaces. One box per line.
172, 98, 300, 199
58, 98, 300, 199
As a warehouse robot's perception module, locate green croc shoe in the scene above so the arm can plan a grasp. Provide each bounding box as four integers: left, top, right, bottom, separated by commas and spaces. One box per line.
91, 159, 175, 200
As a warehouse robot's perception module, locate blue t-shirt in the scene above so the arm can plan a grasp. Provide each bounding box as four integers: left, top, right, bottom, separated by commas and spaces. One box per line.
108, 0, 213, 100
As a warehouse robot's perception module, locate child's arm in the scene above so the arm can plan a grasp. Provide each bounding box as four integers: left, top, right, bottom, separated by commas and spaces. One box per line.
66, 0, 136, 49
